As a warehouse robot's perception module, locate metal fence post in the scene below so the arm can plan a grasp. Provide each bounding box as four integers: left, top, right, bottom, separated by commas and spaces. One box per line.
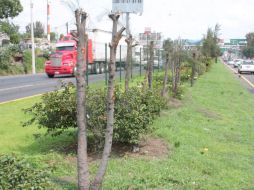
131, 51, 133, 79
158, 49, 160, 72
120, 45, 122, 82
140, 47, 142, 77
105, 43, 108, 85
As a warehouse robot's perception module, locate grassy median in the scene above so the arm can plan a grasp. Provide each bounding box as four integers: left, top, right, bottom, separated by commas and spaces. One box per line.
0, 62, 254, 189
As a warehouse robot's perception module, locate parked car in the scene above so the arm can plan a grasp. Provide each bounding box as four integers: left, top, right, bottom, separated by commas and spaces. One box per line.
227, 60, 234, 65
233, 59, 243, 68
238, 60, 254, 74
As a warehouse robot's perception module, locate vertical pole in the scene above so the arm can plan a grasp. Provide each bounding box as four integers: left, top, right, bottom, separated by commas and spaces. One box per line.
131, 52, 133, 79
140, 47, 142, 76
105, 43, 108, 85
86, 40, 89, 86
30, 0, 36, 74
126, 12, 130, 36
147, 33, 149, 69
66, 22, 69, 34
120, 45, 122, 82
158, 49, 160, 72
47, 0, 50, 42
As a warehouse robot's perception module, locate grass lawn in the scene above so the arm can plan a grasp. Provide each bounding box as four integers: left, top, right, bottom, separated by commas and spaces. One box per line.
0, 62, 254, 189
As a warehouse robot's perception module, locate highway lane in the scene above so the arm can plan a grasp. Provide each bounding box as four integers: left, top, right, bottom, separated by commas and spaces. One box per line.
223, 61, 254, 95
0, 68, 143, 103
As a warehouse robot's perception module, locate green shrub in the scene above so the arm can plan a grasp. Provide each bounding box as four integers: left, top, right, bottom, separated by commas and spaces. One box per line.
0, 45, 19, 70
0, 155, 55, 190
23, 50, 46, 73
114, 87, 165, 144
23, 82, 77, 136
23, 83, 166, 149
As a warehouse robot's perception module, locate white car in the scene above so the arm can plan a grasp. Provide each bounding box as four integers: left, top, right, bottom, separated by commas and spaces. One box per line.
228, 60, 234, 65
238, 60, 254, 74
233, 59, 243, 68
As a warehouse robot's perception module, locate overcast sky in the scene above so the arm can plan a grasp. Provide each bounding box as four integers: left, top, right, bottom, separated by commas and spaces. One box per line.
12, 0, 254, 40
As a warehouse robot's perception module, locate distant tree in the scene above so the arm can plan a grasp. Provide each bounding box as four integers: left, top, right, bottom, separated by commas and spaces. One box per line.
59, 34, 64, 40
50, 32, 56, 42
242, 32, 254, 58
26, 21, 44, 38
0, 20, 20, 44
0, 0, 23, 19
201, 24, 221, 61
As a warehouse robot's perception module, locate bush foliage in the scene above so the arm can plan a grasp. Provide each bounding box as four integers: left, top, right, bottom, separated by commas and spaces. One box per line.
23, 83, 165, 149
0, 155, 55, 190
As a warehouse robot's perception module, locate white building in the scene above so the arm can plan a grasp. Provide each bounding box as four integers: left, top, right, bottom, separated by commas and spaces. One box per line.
0, 32, 10, 46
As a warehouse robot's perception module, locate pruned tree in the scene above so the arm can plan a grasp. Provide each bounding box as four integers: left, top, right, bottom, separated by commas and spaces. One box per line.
125, 34, 138, 91
171, 39, 184, 97
91, 13, 125, 190
73, 9, 89, 190
161, 39, 173, 97
190, 51, 197, 87
148, 41, 154, 89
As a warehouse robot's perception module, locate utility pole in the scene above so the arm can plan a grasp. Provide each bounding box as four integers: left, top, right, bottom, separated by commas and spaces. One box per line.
66, 22, 69, 34
47, 0, 50, 42
30, 0, 36, 74
126, 12, 130, 36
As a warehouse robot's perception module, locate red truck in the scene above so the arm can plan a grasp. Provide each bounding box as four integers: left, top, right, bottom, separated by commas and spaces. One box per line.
45, 29, 128, 78
45, 34, 93, 78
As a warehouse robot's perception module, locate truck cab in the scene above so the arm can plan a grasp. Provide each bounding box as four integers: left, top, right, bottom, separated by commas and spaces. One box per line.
45, 34, 93, 78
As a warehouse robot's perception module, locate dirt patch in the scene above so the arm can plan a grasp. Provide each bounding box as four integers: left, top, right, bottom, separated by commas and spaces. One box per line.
134, 137, 169, 159
62, 137, 169, 165
56, 176, 76, 185
197, 108, 221, 119
112, 137, 170, 159
167, 98, 183, 109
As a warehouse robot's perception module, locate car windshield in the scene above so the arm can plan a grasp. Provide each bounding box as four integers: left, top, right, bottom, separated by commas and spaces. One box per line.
56, 46, 74, 51
242, 61, 253, 65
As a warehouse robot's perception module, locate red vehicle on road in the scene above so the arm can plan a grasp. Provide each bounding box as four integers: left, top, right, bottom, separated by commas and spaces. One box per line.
45, 34, 93, 78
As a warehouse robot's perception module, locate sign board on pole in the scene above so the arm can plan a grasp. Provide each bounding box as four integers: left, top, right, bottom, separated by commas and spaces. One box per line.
139, 32, 162, 49
112, 0, 143, 14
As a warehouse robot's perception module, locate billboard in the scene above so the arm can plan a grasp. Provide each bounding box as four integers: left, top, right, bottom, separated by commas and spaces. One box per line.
138, 32, 162, 49
112, 0, 143, 13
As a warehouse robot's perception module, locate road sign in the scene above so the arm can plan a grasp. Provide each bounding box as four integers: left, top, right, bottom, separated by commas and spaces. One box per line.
112, 0, 143, 14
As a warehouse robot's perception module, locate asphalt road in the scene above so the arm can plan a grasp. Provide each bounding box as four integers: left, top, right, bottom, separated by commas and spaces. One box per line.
223, 61, 254, 95
0, 68, 143, 103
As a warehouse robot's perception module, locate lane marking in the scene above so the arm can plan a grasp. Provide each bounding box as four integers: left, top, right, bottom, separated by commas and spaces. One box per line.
0, 85, 33, 92
223, 62, 254, 89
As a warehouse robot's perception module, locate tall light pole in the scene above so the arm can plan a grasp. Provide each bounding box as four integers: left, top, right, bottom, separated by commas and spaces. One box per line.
47, 0, 50, 42
30, 0, 36, 74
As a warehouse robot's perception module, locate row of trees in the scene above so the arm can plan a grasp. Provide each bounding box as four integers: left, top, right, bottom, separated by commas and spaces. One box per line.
0, 20, 58, 43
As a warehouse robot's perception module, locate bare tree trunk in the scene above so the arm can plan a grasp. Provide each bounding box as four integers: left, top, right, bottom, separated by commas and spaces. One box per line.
161, 53, 169, 97
125, 35, 138, 92
125, 35, 133, 92
191, 52, 196, 87
91, 13, 125, 190
148, 41, 154, 89
74, 9, 89, 190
